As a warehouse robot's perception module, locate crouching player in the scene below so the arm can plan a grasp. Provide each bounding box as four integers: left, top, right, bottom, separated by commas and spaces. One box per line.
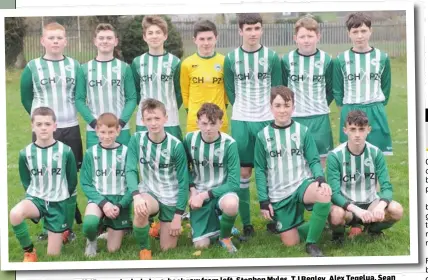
81, 113, 132, 257
254, 86, 332, 257
10, 107, 77, 262
327, 110, 403, 242
126, 98, 189, 260
183, 103, 240, 253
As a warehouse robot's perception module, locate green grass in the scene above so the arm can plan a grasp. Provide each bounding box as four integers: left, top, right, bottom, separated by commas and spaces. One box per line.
5, 57, 410, 263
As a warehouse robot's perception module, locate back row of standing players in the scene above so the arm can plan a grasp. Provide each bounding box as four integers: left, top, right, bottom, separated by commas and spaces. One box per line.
13, 12, 402, 260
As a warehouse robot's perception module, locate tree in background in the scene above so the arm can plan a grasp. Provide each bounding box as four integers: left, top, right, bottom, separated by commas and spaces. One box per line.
5, 17, 27, 69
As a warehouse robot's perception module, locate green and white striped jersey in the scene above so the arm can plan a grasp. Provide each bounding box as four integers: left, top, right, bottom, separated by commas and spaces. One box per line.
18, 141, 77, 202
254, 121, 324, 203
332, 48, 391, 106
282, 49, 333, 117
131, 53, 181, 127
126, 131, 189, 210
327, 142, 393, 206
20, 56, 80, 128
224, 46, 283, 122
76, 58, 137, 131
81, 143, 128, 198
183, 131, 240, 197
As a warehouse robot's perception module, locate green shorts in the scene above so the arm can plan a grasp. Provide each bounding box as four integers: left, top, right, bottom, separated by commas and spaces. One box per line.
25, 195, 69, 233
143, 192, 176, 222
272, 178, 313, 233
86, 129, 131, 149
340, 102, 392, 155
293, 114, 333, 157
231, 120, 272, 167
189, 192, 238, 242
89, 195, 132, 230
136, 125, 183, 142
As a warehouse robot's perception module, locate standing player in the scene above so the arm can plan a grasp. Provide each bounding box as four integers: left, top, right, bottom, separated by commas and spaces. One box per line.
328, 110, 403, 242
180, 20, 228, 133
76, 23, 137, 148
254, 86, 332, 257
131, 15, 182, 140
282, 16, 334, 166
9, 107, 77, 262
183, 103, 240, 253
126, 99, 189, 260
81, 113, 131, 257
333, 12, 393, 155
20, 22, 82, 242
224, 13, 283, 238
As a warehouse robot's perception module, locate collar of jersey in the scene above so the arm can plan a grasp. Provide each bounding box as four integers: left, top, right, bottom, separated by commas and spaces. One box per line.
296, 48, 319, 57
147, 133, 167, 145
240, 44, 263, 54
98, 142, 122, 150
350, 46, 374, 54
346, 142, 367, 156
94, 57, 115, 63
196, 52, 217, 59
271, 120, 294, 130
33, 140, 58, 149
147, 51, 168, 57
42, 55, 66, 62
200, 131, 221, 144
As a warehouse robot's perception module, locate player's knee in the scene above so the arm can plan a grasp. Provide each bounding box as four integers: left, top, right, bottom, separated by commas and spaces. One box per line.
221, 195, 239, 216
280, 236, 299, 247
9, 207, 24, 225
329, 206, 346, 226
387, 201, 403, 221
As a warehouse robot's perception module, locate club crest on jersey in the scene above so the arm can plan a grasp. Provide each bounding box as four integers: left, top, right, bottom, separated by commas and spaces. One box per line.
290, 133, 300, 145
214, 148, 222, 157
163, 62, 172, 69
52, 153, 61, 161
258, 58, 266, 66
370, 58, 379, 67
111, 66, 119, 73
214, 64, 222, 72
276, 221, 282, 231
364, 158, 373, 167
314, 61, 323, 69
161, 149, 170, 158
65, 65, 73, 72
116, 155, 123, 163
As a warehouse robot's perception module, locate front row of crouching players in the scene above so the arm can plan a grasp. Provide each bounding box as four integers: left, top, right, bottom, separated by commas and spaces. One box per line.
10, 95, 403, 262
327, 110, 403, 242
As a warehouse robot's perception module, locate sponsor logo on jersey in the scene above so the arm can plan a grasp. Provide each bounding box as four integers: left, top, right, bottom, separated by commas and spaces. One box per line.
346, 60, 354, 65
94, 156, 100, 160
111, 66, 119, 73
27, 155, 34, 160
342, 161, 350, 166
140, 63, 147, 67
364, 158, 373, 167
235, 60, 243, 65
192, 64, 198, 68
65, 65, 73, 72
214, 64, 222, 71
266, 137, 274, 142
258, 58, 266, 66
191, 146, 198, 150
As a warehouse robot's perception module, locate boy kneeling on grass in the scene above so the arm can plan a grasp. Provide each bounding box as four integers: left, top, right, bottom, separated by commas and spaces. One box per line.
327, 110, 403, 243
254, 86, 332, 257
81, 113, 132, 257
10, 107, 77, 262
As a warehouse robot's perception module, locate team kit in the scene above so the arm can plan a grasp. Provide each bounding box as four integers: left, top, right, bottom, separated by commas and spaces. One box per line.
9, 12, 404, 262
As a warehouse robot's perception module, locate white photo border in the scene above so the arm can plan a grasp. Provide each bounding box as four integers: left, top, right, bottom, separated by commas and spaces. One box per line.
0, 0, 417, 271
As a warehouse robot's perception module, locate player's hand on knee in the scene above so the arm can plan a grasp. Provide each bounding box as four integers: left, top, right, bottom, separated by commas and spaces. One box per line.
318, 183, 332, 196
190, 193, 204, 210
169, 214, 182, 237
371, 205, 386, 222
111, 205, 120, 219
355, 208, 373, 224
103, 202, 117, 219
133, 195, 148, 217
260, 203, 274, 221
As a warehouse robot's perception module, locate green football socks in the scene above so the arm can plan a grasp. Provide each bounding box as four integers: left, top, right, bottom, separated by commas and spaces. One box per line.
82, 215, 101, 241
238, 178, 251, 226
134, 224, 150, 250
12, 222, 33, 251
306, 202, 331, 243
220, 213, 237, 239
